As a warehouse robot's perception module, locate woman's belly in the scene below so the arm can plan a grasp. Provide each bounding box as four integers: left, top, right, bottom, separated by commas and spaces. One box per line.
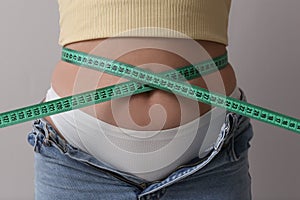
44, 37, 237, 135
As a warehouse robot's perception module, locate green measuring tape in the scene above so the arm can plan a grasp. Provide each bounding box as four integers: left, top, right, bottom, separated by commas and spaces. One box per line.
1, 47, 300, 135
0, 49, 228, 128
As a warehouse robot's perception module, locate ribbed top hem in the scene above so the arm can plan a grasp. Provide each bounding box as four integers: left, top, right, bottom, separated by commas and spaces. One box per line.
57, 0, 231, 47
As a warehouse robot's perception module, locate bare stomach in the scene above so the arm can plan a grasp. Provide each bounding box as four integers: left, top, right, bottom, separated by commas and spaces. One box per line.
44, 37, 237, 137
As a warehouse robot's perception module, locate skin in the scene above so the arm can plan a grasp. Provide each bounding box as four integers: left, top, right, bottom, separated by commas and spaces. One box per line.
43, 37, 237, 138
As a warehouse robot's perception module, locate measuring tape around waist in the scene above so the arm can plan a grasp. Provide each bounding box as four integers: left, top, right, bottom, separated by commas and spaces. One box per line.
0, 50, 228, 128
1, 48, 300, 134
60, 48, 300, 134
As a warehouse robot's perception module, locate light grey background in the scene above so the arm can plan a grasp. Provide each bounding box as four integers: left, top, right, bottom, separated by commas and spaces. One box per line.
0, 0, 299, 199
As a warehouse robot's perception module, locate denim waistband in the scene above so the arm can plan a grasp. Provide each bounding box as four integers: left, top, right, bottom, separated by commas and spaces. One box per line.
27, 87, 249, 199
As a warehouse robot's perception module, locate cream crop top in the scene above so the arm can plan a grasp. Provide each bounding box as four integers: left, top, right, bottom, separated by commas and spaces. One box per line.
57, 0, 232, 47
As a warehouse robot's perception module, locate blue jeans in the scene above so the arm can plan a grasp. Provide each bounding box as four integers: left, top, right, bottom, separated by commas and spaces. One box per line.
27, 87, 253, 200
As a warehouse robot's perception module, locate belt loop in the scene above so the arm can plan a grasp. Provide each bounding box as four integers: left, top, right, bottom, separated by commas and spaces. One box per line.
40, 118, 68, 153
223, 112, 238, 146
41, 120, 51, 147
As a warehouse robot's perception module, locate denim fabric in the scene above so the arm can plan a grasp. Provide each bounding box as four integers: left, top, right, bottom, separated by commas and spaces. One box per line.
27, 87, 253, 200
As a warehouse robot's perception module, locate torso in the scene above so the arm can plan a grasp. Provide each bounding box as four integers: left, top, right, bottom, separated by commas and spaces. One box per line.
44, 37, 237, 137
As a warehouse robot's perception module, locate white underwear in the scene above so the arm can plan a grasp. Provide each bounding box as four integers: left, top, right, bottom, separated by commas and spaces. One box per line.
45, 85, 240, 182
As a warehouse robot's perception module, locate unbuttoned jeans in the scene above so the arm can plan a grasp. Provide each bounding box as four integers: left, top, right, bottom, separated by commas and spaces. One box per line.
27, 87, 253, 200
